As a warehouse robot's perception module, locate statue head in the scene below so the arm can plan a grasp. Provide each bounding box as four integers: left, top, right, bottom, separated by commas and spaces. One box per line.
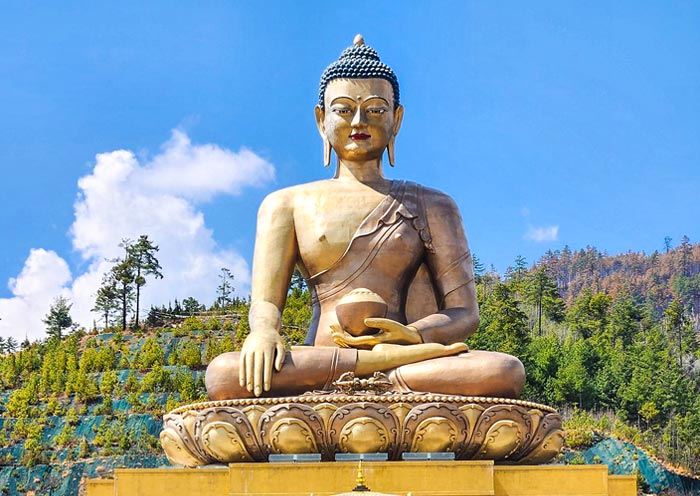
318, 34, 400, 111
315, 35, 404, 167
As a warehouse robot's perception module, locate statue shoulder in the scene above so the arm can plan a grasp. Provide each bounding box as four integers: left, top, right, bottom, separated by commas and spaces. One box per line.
412, 182, 462, 218
258, 180, 333, 215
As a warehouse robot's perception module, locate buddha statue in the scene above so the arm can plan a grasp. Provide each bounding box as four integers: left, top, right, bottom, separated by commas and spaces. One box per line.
162, 36, 564, 468
205, 35, 525, 401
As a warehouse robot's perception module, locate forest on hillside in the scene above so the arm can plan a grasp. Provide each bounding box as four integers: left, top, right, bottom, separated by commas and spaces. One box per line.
470, 238, 700, 474
0, 239, 698, 494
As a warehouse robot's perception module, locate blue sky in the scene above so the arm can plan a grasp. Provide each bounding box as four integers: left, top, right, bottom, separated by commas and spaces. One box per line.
1, 2, 699, 340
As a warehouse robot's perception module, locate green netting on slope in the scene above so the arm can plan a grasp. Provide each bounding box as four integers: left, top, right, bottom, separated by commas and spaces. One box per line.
0, 454, 168, 496
570, 437, 700, 495
35, 413, 161, 444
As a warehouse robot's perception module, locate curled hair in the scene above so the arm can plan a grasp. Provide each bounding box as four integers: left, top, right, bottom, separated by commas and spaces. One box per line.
319, 37, 400, 109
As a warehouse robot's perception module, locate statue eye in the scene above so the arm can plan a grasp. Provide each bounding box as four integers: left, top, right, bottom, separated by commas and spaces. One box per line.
367, 108, 387, 115
332, 107, 353, 115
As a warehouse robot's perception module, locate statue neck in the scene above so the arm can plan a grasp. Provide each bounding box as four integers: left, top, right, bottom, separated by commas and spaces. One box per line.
334, 158, 389, 188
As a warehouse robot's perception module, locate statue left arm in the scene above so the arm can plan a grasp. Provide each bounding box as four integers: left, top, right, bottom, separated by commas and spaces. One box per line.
407, 190, 479, 344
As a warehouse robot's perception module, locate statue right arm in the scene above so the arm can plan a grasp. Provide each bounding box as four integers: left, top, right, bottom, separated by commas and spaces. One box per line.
239, 190, 298, 396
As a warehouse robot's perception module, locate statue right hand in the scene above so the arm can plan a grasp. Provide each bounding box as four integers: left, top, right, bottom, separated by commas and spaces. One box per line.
239, 330, 286, 396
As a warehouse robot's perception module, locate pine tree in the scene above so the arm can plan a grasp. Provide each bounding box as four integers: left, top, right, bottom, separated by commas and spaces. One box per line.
182, 297, 202, 316
127, 235, 163, 327
472, 253, 485, 283
43, 296, 74, 341
663, 298, 696, 370
524, 266, 565, 334
93, 271, 120, 329
216, 267, 235, 308
110, 254, 135, 330
471, 282, 529, 357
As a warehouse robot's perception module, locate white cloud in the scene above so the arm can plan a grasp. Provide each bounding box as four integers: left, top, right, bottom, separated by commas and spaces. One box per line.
0, 249, 72, 342
0, 130, 275, 343
524, 225, 559, 243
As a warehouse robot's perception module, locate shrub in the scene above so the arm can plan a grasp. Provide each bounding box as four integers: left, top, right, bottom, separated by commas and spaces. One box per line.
181, 317, 205, 333
140, 364, 171, 393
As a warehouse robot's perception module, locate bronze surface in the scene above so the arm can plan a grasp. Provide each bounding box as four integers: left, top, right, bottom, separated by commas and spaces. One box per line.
161, 395, 564, 467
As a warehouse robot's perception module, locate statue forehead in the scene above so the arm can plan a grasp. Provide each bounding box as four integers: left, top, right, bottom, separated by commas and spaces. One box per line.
324, 79, 394, 106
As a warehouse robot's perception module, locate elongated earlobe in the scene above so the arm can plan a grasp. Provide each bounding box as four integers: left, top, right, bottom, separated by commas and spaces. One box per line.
388, 105, 403, 167
387, 139, 396, 166
315, 105, 331, 167
323, 138, 331, 167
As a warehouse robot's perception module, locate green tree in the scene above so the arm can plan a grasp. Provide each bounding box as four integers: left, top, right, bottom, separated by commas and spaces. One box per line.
92, 271, 120, 329
472, 253, 485, 283
134, 337, 165, 369
566, 290, 611, 339
127, 235, 163, 327
606, 291, 644, 348
178, 341, 202, 368
471, 282, 529, 357
523, 266, 565, 334
524, 334, 560, 404
110, 254, 135, 330
289, 267, 307, 292
182, 297, 203, 316
505, 255, 528, 288
553, 338, 596, 408
216, 267, 235, 308
0, 336, 18, 354
282, 287, 313, 345
663, 298, 696, 370
43, 296, 74, 341
100, 369, 119, 395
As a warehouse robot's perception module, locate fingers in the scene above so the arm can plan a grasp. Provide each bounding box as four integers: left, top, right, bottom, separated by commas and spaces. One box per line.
253, 350, 264, 397
274, 342, 285, 372
239, 351, 247, 388
330, 325, 353, 347
364, 318, 421, 345
333, 337, 349, 348
263, 348, 273, 393
245, 349, 255, 393
364, 317, 397, 330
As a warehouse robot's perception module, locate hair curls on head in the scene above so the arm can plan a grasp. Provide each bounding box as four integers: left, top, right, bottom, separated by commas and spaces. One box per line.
318, 34, 400, 110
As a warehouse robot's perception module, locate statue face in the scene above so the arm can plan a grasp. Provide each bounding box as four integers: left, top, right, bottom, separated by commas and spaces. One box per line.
316, 78, 403, 162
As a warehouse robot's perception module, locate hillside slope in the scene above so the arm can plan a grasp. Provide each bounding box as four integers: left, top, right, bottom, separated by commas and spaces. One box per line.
1, 242, 699, 495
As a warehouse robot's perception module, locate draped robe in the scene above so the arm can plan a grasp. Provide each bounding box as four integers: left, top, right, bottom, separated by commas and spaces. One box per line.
206, 180, 524, 399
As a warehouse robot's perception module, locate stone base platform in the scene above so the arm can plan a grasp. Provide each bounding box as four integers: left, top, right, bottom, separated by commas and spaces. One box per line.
86, 461, 637, 496
159, 394, 565, 466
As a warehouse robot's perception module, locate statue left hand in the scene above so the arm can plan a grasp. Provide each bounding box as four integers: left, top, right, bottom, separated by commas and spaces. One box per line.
330, 318, 423, 349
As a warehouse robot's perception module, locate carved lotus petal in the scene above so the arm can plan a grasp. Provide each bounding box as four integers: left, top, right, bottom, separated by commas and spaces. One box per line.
160, 427, 204, 467
260, 403, 328, 458
201, 421, 255, 462
329, 402, 399, 458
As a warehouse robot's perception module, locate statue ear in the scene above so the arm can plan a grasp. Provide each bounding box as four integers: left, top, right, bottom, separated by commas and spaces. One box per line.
315, 105, 331, 167
387, 104, 404, 167
393, 104, 404, 136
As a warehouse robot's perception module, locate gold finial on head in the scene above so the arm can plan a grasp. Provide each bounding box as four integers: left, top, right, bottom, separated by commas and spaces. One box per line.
353, 34, 365, 46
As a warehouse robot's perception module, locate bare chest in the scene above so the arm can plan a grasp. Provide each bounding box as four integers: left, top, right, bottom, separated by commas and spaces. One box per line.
294, 187, 387, 275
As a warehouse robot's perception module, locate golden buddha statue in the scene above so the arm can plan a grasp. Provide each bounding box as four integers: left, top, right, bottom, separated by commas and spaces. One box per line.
205, 35, 525, 400
161, 36, 563, 467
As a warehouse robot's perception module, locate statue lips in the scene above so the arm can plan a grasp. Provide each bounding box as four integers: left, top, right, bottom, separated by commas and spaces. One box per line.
350, 133, 371, 140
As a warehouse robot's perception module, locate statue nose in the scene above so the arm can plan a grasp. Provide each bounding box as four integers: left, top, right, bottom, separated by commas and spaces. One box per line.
351, 107, 367, 126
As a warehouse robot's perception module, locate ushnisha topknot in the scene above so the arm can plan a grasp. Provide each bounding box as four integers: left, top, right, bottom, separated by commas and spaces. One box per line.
318, 34, 400, 109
